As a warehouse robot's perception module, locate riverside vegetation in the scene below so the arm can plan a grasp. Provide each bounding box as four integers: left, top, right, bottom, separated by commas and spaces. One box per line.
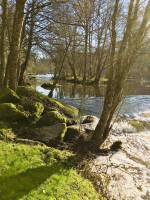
0, 86, 106, 200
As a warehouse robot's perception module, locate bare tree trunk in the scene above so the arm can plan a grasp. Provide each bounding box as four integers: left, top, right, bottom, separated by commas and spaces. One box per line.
91, 0, 150, 150
6, 0, 26, 90
91, 0, 120, 149
83, 24, 88, 82
0, 0, 7, 89
19, 0, 36, 85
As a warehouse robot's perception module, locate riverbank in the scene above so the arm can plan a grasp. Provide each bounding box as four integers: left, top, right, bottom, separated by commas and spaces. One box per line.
0, 86, 150, 200
0, 140, 104, 200
88, 131, 150, 200
0, 86, 105, 199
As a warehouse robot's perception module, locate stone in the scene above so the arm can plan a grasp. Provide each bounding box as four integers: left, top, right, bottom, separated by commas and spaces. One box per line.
18, 123, 67, 143
21, 97, 44, 120
0, 88, 20, 103
17, 86, 79, 118
64, 126, 81, 142
89, 132, 150, 200
41, 82, 61, 89
64, 115, 99, 142
0, 103, 29, 122
37, 110, 66, 126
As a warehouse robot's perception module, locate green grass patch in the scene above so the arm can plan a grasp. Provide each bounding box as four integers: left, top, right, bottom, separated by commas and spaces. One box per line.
0, 141, 101, 200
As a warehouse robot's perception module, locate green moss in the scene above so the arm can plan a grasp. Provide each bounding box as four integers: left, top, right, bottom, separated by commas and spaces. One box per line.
0, 88, 20, 103
129, 120, 150, 131
0, 141, 101, 200
0, 129, 16, 141
17, 86, 79, 118
0, 103, 29, 123
17, 86, 43, 99
0, 121, 11, 129
34, 102, 44, 119
46, 98, 79, 118
21, 97, 44, 120
37, 110, 67, 126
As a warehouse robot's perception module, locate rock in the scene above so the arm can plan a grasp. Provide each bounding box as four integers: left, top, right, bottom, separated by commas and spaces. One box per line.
44, 97, 79, 118
64, 126, 81, 142
32, 102, 44, 119
89, 132, 150, 200
64, 115, 99, 142
41, 82, 61, 89
0, 121, 11, 129
18, 123, 67, 143
0, 129, 16, 141
17, 86, 79, 118
21, 97, 44, 120
37, 110, 66, 126
17, 86, 44, 104
0, 103, 29, 123
0, 88, 20, 103
81, 115, 99, 124
66, 118, 78, 126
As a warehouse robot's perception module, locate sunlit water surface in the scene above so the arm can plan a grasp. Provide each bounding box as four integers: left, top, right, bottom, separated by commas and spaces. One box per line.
30, 74, 150, 126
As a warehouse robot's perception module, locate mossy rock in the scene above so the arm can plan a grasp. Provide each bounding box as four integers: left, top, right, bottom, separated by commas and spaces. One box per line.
129, 120, 150, 131
0, 103, 29, 123
18, 123, 67, 143
44, 97, 79, 118
17, 86, 79, 118
0, 121, 11, 129
64, 126, 81, 142
0, 129, 16, 141
0, 88, 20, 103
37, 110, 67, 126
17, 86, 43, 99
21, 97, 44, 120
41, 82, 61, 89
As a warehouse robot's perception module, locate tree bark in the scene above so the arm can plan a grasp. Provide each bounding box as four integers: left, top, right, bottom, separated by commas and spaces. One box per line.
6, 0, 27, 90
19, 0, 36, 85
0, 0, 7, 89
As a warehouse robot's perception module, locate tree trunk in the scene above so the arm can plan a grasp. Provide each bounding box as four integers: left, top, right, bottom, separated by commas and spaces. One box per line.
83, 24, 88, 82
6, 0, 26, 90
19, 0, 36, 85
0, 0, 7, 89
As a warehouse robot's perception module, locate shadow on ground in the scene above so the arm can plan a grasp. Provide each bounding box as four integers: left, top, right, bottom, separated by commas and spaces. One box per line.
0, 163, 64, 200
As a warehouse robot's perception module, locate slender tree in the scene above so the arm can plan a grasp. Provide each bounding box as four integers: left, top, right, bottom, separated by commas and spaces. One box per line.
0, 0, 8, 89
91, 0, 150, 150
6, 0, 27, 90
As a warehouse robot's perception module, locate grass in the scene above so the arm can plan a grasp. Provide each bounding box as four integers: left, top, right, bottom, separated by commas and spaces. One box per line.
0, 141, 101, 200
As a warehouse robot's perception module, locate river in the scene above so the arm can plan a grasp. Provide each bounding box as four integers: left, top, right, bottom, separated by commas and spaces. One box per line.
31, 74, 150, 124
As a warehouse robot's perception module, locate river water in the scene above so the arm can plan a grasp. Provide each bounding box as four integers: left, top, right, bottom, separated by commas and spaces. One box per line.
31, 74, 150, 123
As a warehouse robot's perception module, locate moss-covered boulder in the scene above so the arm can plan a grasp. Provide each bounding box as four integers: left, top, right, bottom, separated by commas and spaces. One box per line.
0, 129, 16, 141
18, 123, 67, 143
37, 110, 66, 126
129, 120, 150, 131
0, 121, 11, 129
21, 97, 44, 120
46, 98, 79, 118
41, 82, 61, 89
17, 86, 79, 118
0, 88, 20, 103
17, 86, 43, 99
0, 103, 29, 123
64, 126, 81, 142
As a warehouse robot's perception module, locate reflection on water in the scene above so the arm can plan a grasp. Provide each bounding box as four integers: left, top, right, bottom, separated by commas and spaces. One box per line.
30, 74, 150, 120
